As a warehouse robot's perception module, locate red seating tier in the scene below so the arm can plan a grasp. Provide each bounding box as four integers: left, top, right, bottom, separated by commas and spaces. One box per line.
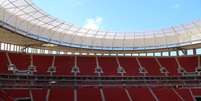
78, 87, 101, 101
77, 56, 96, 75
98, 57, 118, 75
0, 52, 9, 73
176, 88, 194, 101
103, 87, 130, 101
32, 89, 48, 101
0, 51, 200, 101
152, 87, 183, 101
128, 87, 156, 101
9, 53, 30, 70
157, 57, 179, 75
4, 89, 30, 99
177, 56, 198, 72
49, 88, 74, 101
54, 56, 74, 75
33, 55, 53, 75
138, 57, 162, 76
118, 57, 141, 76
0, 90, 13, 101
192, 88, 201, 96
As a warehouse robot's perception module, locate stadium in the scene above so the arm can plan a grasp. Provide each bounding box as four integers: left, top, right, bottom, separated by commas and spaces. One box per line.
0, 0, 201, 101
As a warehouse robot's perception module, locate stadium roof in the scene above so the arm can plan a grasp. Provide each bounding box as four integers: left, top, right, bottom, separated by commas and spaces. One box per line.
0, 0, 201, 50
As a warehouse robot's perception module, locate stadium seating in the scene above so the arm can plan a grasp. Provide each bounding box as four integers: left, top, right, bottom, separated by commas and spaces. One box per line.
54, 56, 74, 75
0, 51, 201, 101
4, 89, 30, 100
98, 57, 118, 75
177, 56, 198, 72
128, 87, 156, 101
157, 57, 179, 76
118, 57, 141, 76
32, 55, 53, 75
77, 87, 101, 101
31, 89, 47, 101
192, 88, 201, 96
103, 87, 130, 101
0, 90, 13, 101
8, 53, 30, 70
0, 52, 9, 74
49, 87, 74, 101
152, 87, 183, 101
77, 56, 96, 75
176, 88, 194, 101
138, 57, 162, 76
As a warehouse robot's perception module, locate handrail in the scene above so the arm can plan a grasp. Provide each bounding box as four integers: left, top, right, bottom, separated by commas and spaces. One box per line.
0, 74, 200, 89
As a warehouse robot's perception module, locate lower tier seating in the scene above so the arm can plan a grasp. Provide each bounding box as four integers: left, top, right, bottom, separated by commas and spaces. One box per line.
103, 87, 130, 101
77, 87, 101, 101
1, 87, 200, 101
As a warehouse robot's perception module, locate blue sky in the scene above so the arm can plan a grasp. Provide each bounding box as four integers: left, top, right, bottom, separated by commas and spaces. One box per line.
32, 0, 201, 32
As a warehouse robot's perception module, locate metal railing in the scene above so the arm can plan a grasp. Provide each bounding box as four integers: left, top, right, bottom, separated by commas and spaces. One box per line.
0, 74, 201, 89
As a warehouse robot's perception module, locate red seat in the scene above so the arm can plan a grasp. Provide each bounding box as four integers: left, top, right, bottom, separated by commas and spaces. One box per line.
33, 55, 53, 75
49, 87, 74, 101
54, 56, 74, 75
0, 52, 9, 74
9, 53, 30, 70
0, 90, 13, 101
178, 56, 197, 72
128, 87, 156, 101
32, 89, 48, 101
118, 57, 141, 76
77, 56, 96, 75
152, 87, 183, 101
78, 87, 101, 101
138, 57, 162, 76
103, 87, 130, 101
176, 88, 194, 101
5, 89, 30, 99
158, 57, 179, 76
0, 51, 200, 101
98, 57, 118, 75
192, 88, 201, 96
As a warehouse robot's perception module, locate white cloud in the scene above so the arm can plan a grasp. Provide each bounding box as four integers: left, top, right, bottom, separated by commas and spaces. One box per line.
171, 4, 180, 9
83, 17, 103, 30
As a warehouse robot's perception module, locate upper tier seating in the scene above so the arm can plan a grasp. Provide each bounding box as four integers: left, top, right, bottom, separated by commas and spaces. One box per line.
157, 57, 179, 76
118, 57, 141, 76
138, 57, 162, 76
77, 56, 97, 75
1, 51, 200, 76
54, 56, 74, 75
177, 56, 198, 72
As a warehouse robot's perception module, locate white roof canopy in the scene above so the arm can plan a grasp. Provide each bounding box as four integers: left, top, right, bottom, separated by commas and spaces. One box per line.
0, 0, 201, 50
